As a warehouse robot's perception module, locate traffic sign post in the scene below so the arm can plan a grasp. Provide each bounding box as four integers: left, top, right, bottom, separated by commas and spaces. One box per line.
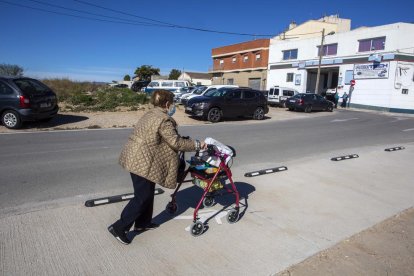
348, 80, 355, 107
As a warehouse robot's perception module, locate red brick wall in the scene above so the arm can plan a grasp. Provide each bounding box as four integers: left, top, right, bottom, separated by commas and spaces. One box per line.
212, 39, 269, 71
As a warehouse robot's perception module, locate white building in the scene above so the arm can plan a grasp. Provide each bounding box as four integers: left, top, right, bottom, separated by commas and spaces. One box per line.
178, 72, 212, 86
267, 22, 414, 113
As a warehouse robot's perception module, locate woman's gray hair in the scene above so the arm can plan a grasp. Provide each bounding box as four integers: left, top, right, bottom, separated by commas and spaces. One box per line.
150, 89, 174, 107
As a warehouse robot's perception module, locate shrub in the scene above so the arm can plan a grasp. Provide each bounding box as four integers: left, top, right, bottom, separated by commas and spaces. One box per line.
41, 78, 150, 112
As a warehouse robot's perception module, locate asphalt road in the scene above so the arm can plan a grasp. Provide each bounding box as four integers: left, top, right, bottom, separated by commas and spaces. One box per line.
1, 109, 413, 212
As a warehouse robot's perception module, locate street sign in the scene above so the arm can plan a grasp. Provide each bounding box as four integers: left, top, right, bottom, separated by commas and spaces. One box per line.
350, 79, 356, 86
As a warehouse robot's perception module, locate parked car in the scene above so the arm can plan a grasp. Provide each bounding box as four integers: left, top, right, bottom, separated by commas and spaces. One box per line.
144, 80, 191, 94
173, 86, 194, 102
185, 87, 268, 122
285, 93, 334, 113
0, 76, 59, 129
131, 80, 150, 92
268, 86, 299, 107
181, 85, 237, 106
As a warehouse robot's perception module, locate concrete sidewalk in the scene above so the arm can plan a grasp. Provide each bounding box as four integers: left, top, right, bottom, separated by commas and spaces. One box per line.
1, 144, 413, 275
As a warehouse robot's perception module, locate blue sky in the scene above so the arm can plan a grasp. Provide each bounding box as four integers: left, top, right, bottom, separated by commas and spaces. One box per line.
1, 0, 413, 82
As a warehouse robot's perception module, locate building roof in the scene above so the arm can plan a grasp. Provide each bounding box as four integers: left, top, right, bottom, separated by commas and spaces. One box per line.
184, 72, 211, 80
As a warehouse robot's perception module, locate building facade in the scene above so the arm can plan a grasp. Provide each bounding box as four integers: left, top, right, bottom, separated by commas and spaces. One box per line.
267, 22, 414, 113
209, 15, 351, 91
178, 72, 212, 86
210, 39, 270, 90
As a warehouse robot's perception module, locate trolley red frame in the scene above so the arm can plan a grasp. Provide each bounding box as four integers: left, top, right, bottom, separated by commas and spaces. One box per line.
167, 147, 240, 223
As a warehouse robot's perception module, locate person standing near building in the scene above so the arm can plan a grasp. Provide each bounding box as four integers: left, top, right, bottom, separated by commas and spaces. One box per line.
108, 89, 206, 245
341, 92, 348, 108
334, 92, 339, 108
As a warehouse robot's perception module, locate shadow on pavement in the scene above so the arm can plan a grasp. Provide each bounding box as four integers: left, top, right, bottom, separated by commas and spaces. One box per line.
21, 114, 89, 129
128, 181, 255, 240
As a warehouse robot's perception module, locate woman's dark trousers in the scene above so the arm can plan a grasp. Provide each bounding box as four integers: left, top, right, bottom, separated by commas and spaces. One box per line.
113, 173, 155, 232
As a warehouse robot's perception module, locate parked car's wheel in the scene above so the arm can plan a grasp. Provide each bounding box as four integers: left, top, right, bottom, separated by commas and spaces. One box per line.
288, 107, 294, 111
207, 107, 222, 123
305, 105, 312, 113
327, 105, 334, 112
1, 110, 22, 129
253, 107, 265, 120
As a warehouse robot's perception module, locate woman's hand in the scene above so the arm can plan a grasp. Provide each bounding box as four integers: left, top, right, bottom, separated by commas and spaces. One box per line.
200, 141, 207, 150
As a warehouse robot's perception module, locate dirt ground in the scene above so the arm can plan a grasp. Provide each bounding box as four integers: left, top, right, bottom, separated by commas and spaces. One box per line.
277, 207, 414, 276
0, 105, 327, 133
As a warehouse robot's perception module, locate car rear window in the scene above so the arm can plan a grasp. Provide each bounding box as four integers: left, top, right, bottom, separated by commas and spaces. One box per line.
0, 81, 14, 95
243, 90, 256, 99
13, 79, 50, 95
283, 90, 295, 96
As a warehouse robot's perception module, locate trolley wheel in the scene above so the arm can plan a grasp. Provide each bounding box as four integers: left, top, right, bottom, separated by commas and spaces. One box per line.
202, 196, 215, 208
190, 221, 204, 237
226, 209, 239, 224
165, 201, 178, 215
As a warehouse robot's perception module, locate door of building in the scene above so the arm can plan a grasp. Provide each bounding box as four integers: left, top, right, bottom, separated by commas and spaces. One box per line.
248, 78, 261, 90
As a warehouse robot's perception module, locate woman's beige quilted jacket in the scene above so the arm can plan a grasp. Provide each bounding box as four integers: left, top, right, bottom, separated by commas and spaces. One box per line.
119, 107, 196, 189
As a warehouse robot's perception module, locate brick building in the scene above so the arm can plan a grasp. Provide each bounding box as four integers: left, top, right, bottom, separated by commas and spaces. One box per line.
210, 39, 270, 90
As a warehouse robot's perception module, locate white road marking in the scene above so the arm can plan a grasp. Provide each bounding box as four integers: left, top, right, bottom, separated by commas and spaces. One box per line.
391, 117, 409, 122
0, 127, 133, 135
94, 199, 109, 205
402, 128, 414, 132
121, 195, 134, 200
330, 118, 359, 122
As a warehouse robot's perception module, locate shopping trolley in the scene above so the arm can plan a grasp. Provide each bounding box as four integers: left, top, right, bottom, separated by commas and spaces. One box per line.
166, 140, 240, 237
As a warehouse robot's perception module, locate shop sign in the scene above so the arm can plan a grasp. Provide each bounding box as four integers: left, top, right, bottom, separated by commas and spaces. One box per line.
354, 62, 389, 79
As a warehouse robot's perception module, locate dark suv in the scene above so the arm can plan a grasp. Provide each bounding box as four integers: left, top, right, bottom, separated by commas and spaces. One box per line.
0, 76, 59, 129
185, 87, 268, 122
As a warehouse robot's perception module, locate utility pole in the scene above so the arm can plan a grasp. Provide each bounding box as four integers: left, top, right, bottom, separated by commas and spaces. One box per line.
315, 28, 325, 95
315, 29, 335, 94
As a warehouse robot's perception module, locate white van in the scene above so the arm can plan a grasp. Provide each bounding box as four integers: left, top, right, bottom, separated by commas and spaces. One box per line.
268, 86, 299, 107
144, 80, 191, 94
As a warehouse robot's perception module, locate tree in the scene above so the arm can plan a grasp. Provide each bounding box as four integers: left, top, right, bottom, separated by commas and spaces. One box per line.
134, 65, 160, 81
0, 64, 24, 77
123, 74, 131, 81
168, 69, 181, 80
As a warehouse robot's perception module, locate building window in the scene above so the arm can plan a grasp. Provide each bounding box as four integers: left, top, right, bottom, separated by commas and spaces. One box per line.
317, 43, 338, 56
256, 53, 261, 61
227, 78, 234, 85
358, 37, 386, 52
243, 55, 249, 62
283, 49, 298, 60
344, 70, 354, 85
232, 57, 236, 63
219, 59, 224, 65
402, 89, 408, 94
286, 73, 294, 82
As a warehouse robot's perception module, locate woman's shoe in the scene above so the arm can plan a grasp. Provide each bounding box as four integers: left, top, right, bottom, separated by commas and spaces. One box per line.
108, 225, 130, 245
133, 223, 160, 232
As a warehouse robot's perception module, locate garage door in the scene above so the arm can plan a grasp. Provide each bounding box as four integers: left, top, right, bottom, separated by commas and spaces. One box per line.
248, 78, 261, 90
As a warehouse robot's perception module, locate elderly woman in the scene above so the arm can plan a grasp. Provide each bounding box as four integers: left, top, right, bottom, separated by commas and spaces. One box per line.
108, 89, 206, 245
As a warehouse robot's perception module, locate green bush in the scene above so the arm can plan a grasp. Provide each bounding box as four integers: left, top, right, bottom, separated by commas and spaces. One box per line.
41, 78, 150, 111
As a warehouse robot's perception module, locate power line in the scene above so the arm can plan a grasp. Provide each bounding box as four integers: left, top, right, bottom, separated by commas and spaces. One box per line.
25, 0, 169, 26
0, 0, 172, 27
74, 0, 274, 37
